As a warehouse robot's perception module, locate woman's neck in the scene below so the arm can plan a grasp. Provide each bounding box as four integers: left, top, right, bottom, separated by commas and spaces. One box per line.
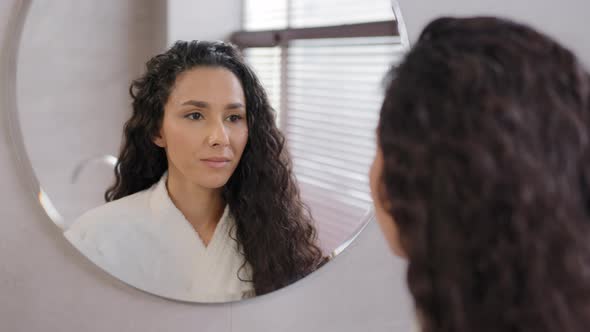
165, 168, 225, 246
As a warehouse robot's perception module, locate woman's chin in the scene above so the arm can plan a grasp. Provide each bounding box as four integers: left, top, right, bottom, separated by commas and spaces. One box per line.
196, 177, 231, 190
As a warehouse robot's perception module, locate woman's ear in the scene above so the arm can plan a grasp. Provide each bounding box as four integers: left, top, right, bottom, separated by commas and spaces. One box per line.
153, 131, 166, 148
370, 146, 407, 258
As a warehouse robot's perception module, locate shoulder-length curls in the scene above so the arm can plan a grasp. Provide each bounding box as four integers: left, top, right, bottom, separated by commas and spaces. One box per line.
378, 17, 590, 331
106, 40, 325, 296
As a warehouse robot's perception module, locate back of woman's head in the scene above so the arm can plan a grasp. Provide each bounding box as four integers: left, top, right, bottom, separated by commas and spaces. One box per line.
378, 17, 590, 331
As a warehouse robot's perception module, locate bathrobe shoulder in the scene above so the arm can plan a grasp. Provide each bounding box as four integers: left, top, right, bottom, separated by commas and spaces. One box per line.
64, 174, 254, 302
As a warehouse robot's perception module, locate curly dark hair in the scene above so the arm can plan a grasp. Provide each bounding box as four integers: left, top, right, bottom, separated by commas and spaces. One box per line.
105, 40, 325, 296
377, 17, 590, 331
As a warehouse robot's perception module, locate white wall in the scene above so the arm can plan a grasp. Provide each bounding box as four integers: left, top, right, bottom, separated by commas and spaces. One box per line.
167, 0, 242, 44
398, 0, 590, 67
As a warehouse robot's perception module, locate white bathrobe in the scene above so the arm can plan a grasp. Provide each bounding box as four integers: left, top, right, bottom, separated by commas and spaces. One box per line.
64, 174, 255, 302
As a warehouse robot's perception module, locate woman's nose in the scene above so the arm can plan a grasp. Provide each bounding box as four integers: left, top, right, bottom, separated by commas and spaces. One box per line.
206, 120, 230, 147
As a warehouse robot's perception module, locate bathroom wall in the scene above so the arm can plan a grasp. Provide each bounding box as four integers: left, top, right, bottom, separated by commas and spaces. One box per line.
167, 0, 242, 44
2, 0, 590, 331
398, 0, 590, 67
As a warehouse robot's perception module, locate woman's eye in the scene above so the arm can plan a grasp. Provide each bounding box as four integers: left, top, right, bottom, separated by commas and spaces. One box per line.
186, 112, 203, 120
227, 114, 244, 122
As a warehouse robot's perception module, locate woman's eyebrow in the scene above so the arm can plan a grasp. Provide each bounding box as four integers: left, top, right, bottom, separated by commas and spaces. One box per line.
181, 100, 209, 108
181, 100, 244, 110
225, 102, 245, 110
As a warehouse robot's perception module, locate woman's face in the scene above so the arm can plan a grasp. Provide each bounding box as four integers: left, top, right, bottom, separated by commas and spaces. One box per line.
154, 66, 248, 189
369, 145, 405, 257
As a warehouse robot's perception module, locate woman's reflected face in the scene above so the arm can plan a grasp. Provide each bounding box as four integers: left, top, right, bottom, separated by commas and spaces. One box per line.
154, 66, 249, 189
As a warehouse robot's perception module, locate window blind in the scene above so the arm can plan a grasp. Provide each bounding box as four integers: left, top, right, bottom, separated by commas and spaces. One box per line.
286, 37, 404, 253
242, 47, 282, 124
242, 0, 403, 254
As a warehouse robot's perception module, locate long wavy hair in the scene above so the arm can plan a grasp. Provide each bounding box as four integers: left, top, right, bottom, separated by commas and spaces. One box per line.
377, 17, 590, 331
106, 40, 325, 296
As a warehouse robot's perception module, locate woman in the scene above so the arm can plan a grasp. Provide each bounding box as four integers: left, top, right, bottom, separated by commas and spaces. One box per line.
65, 40, 325, 302
370, 17, 590, 331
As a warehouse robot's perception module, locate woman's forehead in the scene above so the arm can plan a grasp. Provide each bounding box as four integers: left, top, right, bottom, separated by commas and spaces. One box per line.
169, 67, 245, 106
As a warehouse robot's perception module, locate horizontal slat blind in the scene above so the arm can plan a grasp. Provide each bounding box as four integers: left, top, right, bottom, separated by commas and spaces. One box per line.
286, 36, 403, 253
243, 47, 282, 124
242, 0, 403, 254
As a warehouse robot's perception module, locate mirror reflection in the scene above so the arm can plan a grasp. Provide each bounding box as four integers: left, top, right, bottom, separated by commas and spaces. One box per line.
16, 0, 406, 302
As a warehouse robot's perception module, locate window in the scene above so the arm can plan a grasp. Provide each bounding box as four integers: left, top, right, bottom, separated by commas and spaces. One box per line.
233, 0, 404, 254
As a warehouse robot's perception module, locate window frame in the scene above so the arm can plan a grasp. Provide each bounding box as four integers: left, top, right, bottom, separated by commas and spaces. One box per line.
230, 20, 399, 48
230, 8, 400, 129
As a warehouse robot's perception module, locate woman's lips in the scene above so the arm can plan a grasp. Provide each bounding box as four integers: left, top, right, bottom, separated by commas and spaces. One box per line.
201, 158, 230, 168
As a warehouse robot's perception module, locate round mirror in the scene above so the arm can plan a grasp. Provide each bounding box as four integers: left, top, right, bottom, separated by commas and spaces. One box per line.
13, 0, 409, 302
